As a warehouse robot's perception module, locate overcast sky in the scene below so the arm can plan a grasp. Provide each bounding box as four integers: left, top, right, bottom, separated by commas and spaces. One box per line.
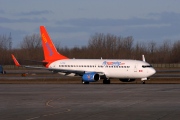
1, 0, 180, 48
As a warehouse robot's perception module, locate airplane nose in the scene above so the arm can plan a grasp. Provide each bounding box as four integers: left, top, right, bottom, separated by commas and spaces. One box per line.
153, 68, 156, 74
150, 68, 156, 76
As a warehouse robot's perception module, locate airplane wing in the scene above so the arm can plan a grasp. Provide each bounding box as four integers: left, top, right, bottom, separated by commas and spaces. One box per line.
11, 54, 104, 76
26, 66, 104, 76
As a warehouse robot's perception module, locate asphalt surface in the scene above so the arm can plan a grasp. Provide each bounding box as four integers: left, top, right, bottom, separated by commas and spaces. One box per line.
1, 74, 180, 79
0, 84, 180, 120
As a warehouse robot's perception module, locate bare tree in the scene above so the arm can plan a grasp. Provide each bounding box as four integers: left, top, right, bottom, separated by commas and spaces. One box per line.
171, 40, 180, 63
1, 32, 180, 64
0, 33, 12, 50
20, 34, 41, 49
18, 33, 43, 63
0, 33, 12, 64
158, 40, 172, 63
148, 41, 156, 54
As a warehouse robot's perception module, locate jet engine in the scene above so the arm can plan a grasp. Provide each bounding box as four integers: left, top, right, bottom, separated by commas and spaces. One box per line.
82, 72, 100, 82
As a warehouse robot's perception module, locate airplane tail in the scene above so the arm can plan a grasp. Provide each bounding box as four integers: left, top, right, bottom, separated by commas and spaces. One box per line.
40, 26, 68, 63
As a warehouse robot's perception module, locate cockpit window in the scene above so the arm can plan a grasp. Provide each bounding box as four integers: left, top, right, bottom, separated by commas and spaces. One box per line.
142, 65, 153, 68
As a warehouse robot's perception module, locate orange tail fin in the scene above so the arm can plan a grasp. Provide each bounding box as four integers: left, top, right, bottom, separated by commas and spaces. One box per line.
40, 26, 68, 62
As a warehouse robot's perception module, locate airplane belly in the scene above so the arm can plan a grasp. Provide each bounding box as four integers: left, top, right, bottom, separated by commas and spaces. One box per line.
106, 68, 143, 79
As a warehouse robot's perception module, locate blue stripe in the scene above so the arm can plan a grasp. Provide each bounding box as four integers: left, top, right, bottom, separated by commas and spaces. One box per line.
46, 43, 53, 56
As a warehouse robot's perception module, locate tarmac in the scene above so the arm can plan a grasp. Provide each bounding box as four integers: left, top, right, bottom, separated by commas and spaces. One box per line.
0, 84, 180, 120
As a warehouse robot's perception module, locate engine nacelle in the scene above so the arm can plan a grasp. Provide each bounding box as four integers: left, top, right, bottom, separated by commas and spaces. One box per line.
119, 79, 136, 82
82, 72, 100, 82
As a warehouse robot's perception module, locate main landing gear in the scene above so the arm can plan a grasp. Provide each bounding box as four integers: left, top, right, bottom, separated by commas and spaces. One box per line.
82, 80, 89, 84
103, 79, 111, 84
142, 81, 145, 84
82, 79, 111, 84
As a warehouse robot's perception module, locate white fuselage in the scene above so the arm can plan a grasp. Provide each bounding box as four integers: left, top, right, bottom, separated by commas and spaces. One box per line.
48, 59, 156, 79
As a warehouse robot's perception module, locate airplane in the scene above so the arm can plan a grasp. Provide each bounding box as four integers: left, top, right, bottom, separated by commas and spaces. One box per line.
11, 26, 156, 84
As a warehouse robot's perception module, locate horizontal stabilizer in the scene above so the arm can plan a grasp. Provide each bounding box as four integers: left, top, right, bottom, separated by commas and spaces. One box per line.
25, 59, 48, 64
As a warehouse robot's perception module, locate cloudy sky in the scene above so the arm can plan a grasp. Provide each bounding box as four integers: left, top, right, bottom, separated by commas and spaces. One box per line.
0, 0, 180, 48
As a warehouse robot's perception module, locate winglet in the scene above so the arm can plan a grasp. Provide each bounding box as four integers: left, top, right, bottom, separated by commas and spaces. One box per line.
11, 54, 21, 67
142, 55, 146, 62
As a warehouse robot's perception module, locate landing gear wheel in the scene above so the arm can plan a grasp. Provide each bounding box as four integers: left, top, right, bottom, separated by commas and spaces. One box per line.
82, 81, 89, 84
103, 79, 111, 84
142, 81, 145, 84
2, 71, 6, 74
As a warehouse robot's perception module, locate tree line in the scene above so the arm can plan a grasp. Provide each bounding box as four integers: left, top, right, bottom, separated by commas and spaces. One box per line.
0, 33, 180, 65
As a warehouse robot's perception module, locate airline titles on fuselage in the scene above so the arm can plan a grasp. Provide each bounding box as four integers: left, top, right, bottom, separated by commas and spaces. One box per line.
102, 61, 125, 66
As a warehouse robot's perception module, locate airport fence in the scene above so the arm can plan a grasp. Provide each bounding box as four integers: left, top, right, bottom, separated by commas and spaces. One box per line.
152, 64, 180, 68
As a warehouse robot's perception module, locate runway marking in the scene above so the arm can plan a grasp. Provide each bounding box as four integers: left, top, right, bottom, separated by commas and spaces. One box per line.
45, 97, 66, 108
26, 108, 71, 120
26, 116, 40, 120
46, 99, 53, 107
43, 109, 71, 116
26, 97, 70, 120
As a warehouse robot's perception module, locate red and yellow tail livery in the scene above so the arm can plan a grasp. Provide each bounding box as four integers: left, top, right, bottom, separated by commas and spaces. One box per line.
40, 26, 68, 63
